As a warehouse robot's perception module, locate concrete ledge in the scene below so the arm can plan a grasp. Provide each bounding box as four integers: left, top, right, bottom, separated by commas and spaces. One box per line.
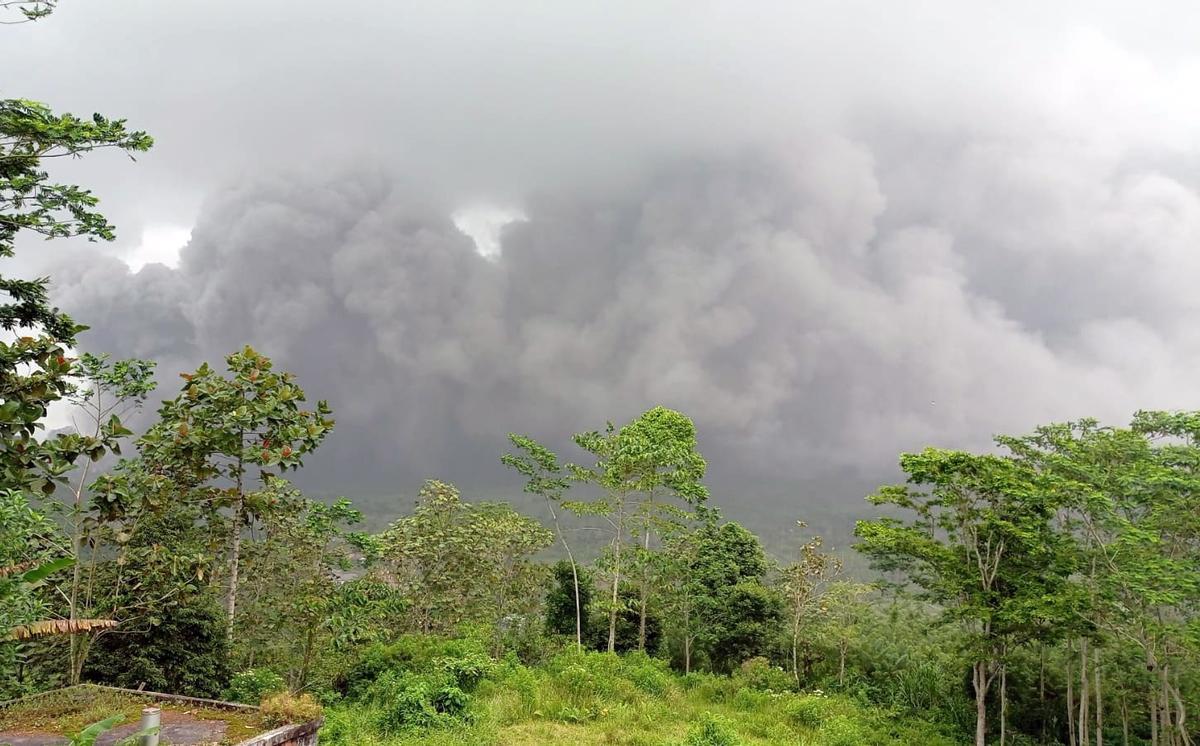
236, 719, 323, 746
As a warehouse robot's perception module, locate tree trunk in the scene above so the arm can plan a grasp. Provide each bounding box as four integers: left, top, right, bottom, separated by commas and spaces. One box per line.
973, 661, 989, 746
791, 616, 801, 686
546, 497, 583, 653
1068, 647, 1077, 746
1151, 686, 1159, 746
1094, 646, 1103, 746
636, 589, 647, 650
297, 624, 316, 692
225, 442, 245, 646
1000, 663, 1008, 746
1169, 675, 1189, 746
225, 497, 242, 645
1120, 693, 1129, 746
1040, 644, 1048, 744
568, 556, 583, 653
1080, 638, 1090, 746
1149, 650, 1159, 746
67, 413, 102, 685
1160, 665, 1171, 746
636, 499, 653, 653
607, 528, 621, 654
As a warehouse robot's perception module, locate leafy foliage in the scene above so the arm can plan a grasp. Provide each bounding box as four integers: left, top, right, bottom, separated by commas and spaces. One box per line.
82, 594, 231, 697
226, 667, 287, 704
378, 480, 552, 642
0, 95, 151, 496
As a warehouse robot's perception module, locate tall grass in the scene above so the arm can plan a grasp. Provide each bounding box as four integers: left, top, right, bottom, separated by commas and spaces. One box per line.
320, 647, 959, 745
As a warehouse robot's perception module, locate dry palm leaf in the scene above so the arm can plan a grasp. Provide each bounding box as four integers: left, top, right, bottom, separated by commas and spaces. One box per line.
8, 618, 118, 640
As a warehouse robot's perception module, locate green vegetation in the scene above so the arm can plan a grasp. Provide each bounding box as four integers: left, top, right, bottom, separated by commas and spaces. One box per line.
3, 4, 1200, 746
317, 642, 956, 745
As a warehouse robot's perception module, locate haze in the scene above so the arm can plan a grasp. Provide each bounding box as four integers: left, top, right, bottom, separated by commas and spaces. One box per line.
9, 1, 1200, 540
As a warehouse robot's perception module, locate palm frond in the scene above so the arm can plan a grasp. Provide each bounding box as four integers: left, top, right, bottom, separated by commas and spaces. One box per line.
8, 618, 117, 640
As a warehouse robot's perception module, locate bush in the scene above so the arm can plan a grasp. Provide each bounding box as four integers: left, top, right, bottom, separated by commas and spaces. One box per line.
225, 668, 286, 704
260, 692, 323, 727
376, 677, 442, 732
623, 653, 671, 695
333, 635, 492, 700
733, 656, 793, 693
820, 714, 866, 746
436, 650, 495, 690
364, 646, 499, 734
82, 595, 231, 698
786, 695, 827, 729
683, 712, 740, 746
731, 686, 769, 711
317, 709, 355, 746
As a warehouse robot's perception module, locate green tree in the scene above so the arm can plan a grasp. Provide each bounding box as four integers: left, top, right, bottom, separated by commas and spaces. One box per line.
60, 353, 155, 684
83, 593, 231, 698
0, 5, 153, 688
856, 448, 1073, 746
235, 481, 367, 691
778, 522, 841, 685
379, 480, 552, 643
659, 521, 706, 673
502, 434, 585, 651
694, 521, 784, 673
1004, 416, 1200, 745
1, 81, 151, 498
132, 347, 334, 644
63, 474, 214, 686
570, 406, 708, 653
659, 515, 783, 673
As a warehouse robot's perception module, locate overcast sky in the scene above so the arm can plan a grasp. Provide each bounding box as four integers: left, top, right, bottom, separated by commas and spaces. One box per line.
8, 1, 1200, 534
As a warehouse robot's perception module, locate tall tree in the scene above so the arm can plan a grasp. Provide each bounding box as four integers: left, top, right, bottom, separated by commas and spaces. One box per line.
660, 511, 784, 673
0, 4, 151, 688
1005, 416, 1200, 746
61, 353, 155, 684
502, 434, 584, 651
1, 88, 151, 496
235, 480, 367, 691
778, 522, 842, 685
570, 406, 708, 653
135, 347, 333, 643
856, 448, 1072, 746
379, 480, 552, 641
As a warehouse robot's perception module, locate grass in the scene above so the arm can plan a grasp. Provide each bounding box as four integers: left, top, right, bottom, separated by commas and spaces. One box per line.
320, 651, 961, 746
0, 685, 269, 744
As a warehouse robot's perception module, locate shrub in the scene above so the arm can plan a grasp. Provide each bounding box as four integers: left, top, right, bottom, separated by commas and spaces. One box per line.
732, 686, 769, 710
377, 678, 443, 732
820, 714, 866, 746
436, 650, 495, 690
260, 692, 323, 727
683, 712, 741, 746
622, 653, 671, 696
225, 668, 286, 704
786, 695, 827, 729
369, 663, 484, 734
333, 635, 492, 700
83, 595, 231, 698
733, 656, 793, 693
